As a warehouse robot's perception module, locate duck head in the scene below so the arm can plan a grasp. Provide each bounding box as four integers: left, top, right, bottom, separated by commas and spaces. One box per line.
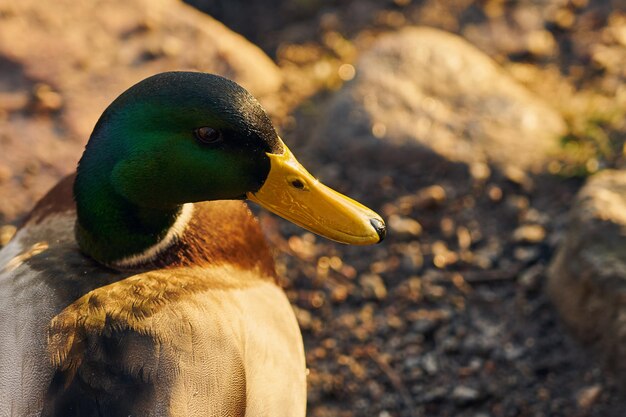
75, 72, 385, 265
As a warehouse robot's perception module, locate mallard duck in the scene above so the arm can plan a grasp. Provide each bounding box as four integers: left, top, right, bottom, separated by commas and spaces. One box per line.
0, 72, 385, 416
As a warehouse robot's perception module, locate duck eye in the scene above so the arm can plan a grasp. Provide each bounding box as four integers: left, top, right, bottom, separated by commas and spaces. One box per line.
194, 127, 222, 144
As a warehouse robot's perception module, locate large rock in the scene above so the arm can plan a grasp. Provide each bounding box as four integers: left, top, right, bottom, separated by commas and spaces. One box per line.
0, 0, 281, 222
548, 170, 626, 382
313, 27, 566, 173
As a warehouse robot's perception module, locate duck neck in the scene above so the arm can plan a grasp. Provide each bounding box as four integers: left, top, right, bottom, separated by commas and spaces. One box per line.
74, 167, 193, 269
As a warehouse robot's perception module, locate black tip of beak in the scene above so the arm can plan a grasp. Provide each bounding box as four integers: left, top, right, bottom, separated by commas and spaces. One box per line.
370, 218, 386, 243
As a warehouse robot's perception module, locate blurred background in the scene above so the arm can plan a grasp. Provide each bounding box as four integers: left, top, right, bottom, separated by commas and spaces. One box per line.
0, 0, 625, 416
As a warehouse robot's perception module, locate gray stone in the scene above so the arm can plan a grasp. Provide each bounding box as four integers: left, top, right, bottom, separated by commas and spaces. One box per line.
576, 384, 602, 410
312, 27, 565, 172
418, 386, 448, 404
388, 214, 422, 238
359, 273, 388, 300
421, 352, 439, 375
548, 170, 626, 383
513, 224, 547, 243
451, 385, 482, 406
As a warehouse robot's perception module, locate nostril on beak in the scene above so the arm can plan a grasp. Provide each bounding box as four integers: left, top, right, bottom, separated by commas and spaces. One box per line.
370, 218, 386, 243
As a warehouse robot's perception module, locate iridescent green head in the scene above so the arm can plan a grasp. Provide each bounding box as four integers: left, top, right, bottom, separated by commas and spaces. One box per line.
77, 72, 283, 209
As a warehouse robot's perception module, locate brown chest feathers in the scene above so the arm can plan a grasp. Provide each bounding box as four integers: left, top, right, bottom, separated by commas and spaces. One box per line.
151, 200, 277, 279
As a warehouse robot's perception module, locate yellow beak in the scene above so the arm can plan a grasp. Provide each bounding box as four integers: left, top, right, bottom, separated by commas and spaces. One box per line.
247, 139, 385, 245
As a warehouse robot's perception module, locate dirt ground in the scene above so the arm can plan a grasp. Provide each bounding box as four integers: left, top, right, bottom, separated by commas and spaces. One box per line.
2, 0, 626, 416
